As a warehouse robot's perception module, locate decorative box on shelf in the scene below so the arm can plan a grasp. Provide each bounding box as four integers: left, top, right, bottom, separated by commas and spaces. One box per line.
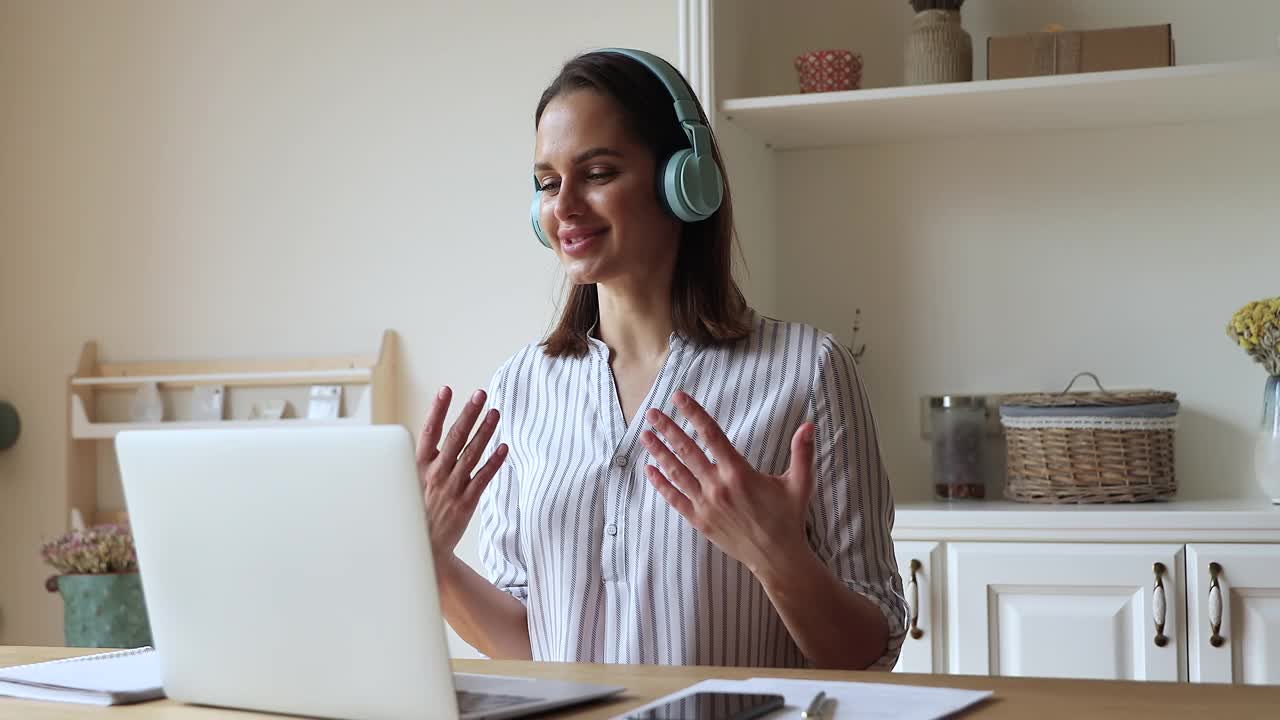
987, 23, 1174, 80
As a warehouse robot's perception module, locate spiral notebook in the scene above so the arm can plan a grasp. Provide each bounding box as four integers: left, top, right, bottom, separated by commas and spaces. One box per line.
0, 647, 163, 706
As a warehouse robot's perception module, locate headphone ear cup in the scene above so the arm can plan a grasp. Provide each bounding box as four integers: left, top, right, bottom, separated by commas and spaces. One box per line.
530, 192, 551, 248
689, 154, 724, 218
661, 148, 723, 222
660, 149, 698, 223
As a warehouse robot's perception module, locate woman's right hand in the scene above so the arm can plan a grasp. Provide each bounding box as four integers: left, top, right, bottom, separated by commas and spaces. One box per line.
417, 386, 508, 564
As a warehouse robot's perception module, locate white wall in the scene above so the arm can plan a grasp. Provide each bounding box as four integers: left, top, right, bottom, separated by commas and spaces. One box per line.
778, 120, 1280, 502
0, 0, 681, 650
752, 1, 1280, 502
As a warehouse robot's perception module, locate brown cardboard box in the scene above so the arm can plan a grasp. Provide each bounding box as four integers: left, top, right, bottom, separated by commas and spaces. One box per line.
987, 24, 1173, 80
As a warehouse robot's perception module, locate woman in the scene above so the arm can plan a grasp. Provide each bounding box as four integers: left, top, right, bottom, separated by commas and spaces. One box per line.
417, 48, 906, 670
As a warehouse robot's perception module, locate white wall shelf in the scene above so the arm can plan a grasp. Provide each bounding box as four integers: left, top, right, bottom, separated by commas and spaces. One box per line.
69, 394, 374, 440
720, 59, 1280, 150
65, 330, 398, 527
70, 368, 372, 389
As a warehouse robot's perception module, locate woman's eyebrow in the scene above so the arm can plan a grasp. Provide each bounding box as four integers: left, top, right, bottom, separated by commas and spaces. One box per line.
534, 147, 624, 173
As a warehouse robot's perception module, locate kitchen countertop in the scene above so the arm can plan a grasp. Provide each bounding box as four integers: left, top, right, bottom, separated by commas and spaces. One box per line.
893, 499, 1280, 541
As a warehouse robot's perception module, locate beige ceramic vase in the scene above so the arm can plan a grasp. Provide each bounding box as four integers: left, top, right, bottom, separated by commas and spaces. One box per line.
904, 9, 973, 85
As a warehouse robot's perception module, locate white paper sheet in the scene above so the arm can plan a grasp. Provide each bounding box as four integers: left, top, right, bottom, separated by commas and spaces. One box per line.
610, 676, 992, 720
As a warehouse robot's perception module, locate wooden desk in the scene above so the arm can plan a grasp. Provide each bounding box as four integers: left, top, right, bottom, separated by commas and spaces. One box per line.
2, 646, 1278, 719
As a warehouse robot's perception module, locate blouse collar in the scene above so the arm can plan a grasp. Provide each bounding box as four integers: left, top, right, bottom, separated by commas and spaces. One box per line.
585, 319, 689, 357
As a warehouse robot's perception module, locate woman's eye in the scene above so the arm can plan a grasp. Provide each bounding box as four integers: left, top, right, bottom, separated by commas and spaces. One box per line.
537, 169, 613, 194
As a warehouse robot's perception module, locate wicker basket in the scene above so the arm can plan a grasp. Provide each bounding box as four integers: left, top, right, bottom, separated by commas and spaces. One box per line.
999, 373, 1178, 504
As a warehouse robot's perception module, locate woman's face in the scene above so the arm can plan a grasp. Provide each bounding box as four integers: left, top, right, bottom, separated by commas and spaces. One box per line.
534, 89, 681, 289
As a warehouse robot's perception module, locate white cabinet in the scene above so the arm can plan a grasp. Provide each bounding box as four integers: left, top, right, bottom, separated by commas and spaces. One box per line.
1187, 544, 1280, 685
888, 501, 1280, 683
946, 542, 1185, 681
892, 541, 943, 674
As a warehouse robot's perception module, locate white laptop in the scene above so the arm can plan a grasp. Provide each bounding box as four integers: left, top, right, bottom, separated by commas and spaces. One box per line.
115, 425, 624, 720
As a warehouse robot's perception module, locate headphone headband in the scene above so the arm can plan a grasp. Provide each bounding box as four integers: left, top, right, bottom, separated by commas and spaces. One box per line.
595, 47, 703, 127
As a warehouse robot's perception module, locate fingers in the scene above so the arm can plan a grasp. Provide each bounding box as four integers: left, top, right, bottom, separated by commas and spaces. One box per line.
788, 423, 817, 499
643, 407, 716, 478
438, 388, 488, 473
669, 392, 743, 468
640, 430, 703, 499
646, 465, 695, 519
456, 408, 500, 477
417, 386, 452, 467
461, 443, 509, 507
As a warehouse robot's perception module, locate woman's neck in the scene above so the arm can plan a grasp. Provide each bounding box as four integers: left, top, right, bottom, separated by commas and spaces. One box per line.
595, 280, 674, 364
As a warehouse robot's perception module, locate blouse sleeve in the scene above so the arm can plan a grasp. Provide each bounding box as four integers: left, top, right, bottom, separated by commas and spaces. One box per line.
808, 335, 909, 670
476, 358, 528, 604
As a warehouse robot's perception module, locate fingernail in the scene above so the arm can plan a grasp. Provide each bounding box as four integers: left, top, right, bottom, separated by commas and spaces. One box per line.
804, 425, 814, 442
438, 386, 449, 399
472, 389, 485, 404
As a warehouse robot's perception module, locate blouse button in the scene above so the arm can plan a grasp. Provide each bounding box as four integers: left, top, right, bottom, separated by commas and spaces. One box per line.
613, 455, 628, 468
605, 523, 618, 536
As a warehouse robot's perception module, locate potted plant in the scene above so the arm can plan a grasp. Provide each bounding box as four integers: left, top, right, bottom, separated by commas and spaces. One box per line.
42, 523, 152, 648
1228, 297, 1280, 504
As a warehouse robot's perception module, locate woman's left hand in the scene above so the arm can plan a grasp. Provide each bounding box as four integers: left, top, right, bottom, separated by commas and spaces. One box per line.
640, 391, 816, 579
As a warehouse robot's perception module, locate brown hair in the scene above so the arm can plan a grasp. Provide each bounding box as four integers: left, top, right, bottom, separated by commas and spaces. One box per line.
535, 50, 750, 357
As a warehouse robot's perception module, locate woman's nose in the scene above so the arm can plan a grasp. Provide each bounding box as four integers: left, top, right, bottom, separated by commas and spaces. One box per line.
553, 179, 586, 221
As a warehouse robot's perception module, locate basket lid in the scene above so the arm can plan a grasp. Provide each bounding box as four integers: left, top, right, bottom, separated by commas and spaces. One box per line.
999, 372, 1177, 408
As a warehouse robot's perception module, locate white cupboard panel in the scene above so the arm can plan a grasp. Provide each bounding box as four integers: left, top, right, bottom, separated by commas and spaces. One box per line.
948, 542, 1184, 682
893, 541, 943, 674
1187, 544, 1280, 685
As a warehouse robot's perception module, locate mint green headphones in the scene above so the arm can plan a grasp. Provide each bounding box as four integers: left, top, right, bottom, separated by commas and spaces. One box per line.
531, 47, 725, 248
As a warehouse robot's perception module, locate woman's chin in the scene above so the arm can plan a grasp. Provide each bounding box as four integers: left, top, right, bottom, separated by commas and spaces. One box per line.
560, 259, 609, 286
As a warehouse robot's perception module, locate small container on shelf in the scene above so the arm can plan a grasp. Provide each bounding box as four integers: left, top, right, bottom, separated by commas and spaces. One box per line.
929, 395, 986, 500
793, 49, 862, 93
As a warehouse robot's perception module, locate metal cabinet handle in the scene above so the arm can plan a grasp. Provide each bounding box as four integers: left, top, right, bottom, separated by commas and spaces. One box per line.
1209, 562, 1225, 648
907, 559, 924, 640
1152, 562, 1168, 647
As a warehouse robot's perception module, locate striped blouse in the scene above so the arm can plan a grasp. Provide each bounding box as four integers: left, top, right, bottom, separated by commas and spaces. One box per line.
476, 311, 907, 669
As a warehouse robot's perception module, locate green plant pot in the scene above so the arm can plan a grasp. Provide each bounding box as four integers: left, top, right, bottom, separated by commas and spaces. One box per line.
51, 573, 152, 648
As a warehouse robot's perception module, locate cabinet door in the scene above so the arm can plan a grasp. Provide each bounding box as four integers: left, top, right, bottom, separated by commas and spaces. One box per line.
948, 542, 1184, 681
1187, 543, 1280, 685
893, 541, 944, 674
